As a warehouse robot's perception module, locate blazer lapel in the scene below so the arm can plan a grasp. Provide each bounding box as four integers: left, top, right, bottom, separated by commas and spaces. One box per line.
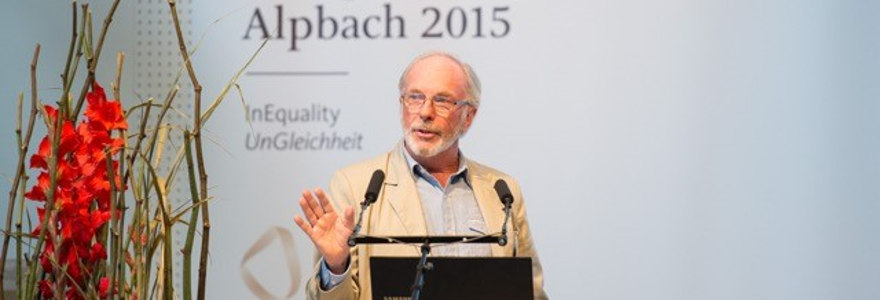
381, 142, 428, 236
468, 162, 506, 257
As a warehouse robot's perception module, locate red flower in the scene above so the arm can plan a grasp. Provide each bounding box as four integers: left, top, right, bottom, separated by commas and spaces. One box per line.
85, 82, 128, 131
29, 137, 50, 169
23, 172, 47, 201
26, 81, 128, 299
90, 243, 107, 262
39, 251, 52, 273
39, 279, 54, 298
58, 120, 79, 155
28, 114, 79, 170
44, 105, 60, 127
98, 277, 110, 298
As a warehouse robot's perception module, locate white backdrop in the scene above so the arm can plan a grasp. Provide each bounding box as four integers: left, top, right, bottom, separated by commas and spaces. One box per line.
2, 0, 879, 299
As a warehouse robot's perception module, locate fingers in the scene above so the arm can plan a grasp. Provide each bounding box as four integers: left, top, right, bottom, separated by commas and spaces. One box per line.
296, 188, 340, 228
295, 188, 347, 234
298, 195, 319, 226
314, 188, 336, 215
342, 206, 355, 230
303, 190, 325, 219
293, 215, 313, 237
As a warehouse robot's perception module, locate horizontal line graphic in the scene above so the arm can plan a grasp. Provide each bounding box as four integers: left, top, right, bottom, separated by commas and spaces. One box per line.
246, 71, 349, 76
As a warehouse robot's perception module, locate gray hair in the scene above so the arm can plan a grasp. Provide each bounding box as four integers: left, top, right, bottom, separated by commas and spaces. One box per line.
397, 51, 482, 108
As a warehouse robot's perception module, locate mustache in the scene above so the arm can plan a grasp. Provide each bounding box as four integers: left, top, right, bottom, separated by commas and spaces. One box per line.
409, 122, 439, 133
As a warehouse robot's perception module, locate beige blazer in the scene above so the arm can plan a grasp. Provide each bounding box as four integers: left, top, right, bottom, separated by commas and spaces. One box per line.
305, 142, 548, 300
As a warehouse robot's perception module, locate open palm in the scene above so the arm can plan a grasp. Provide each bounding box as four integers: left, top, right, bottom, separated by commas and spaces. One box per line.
293, 188, 355, 273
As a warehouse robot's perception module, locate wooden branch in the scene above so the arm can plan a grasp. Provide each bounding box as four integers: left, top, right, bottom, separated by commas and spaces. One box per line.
167, 2, 210, 299
113, 52, 124, 101
63, 4, 88, 117
61, 1, 78, 103
181, 131, 201, 300
14, 165, 28, 300
72, 0, 121, 120
2, 44, 39, 300
122, 100, 153, 186
145, 86, 180, 165
137, 151, 173, 300
129, 102, 152, 299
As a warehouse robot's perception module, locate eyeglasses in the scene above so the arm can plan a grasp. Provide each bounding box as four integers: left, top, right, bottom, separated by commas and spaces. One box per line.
400, 92, 471, 116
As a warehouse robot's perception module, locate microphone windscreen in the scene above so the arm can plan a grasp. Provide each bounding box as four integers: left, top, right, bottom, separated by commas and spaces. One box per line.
364, 169, 385, 203
493, 179, 514, 205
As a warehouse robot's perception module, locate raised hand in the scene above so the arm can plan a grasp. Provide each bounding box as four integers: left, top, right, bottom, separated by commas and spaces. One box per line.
293, 188, 355, 274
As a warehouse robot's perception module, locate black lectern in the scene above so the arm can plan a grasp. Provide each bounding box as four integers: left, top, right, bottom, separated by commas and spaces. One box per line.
349, 178, 525, 299
370, 256, 534, 300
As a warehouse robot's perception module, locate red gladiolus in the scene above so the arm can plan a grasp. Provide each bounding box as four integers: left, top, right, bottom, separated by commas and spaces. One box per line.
85, 82, 128, 131
27, 82, 128, 299
38, 279, 54, 298
98, 277, 110, 298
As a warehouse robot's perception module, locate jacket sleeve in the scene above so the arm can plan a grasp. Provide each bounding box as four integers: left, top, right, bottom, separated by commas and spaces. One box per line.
510, 177, 549, 300
304, 170, 362, 300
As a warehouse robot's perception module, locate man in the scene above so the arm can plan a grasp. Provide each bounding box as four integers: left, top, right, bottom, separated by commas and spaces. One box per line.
294, 52, 548, 300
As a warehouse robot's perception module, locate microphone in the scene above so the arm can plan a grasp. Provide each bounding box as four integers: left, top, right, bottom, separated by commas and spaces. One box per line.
493, 179, 514, 246
363, 169, 385, 205
349, 170, 385, 246
494, 179, 514, 206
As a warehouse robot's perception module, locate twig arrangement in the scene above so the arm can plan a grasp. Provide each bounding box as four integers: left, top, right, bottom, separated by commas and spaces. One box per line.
0, 1, 264, 299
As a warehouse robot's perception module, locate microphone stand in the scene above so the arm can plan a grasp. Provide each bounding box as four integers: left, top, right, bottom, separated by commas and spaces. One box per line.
499, 201, 512, 246
348, 169, 384, 246
494, 179, 515, 247
411, 242, 431, 300
347, 199, 372, 247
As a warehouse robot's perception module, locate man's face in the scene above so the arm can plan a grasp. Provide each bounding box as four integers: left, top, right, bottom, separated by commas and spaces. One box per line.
400, 56, 476, 158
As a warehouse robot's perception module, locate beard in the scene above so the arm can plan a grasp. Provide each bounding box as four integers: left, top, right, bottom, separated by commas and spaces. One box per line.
403, 112, 468, 158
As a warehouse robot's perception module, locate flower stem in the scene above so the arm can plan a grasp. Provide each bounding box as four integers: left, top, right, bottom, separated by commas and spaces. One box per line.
106, 147, 118, 300
112, 51, 127, 300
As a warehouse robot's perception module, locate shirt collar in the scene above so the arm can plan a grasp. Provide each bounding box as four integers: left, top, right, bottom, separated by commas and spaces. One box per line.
401, 142, 470, 187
